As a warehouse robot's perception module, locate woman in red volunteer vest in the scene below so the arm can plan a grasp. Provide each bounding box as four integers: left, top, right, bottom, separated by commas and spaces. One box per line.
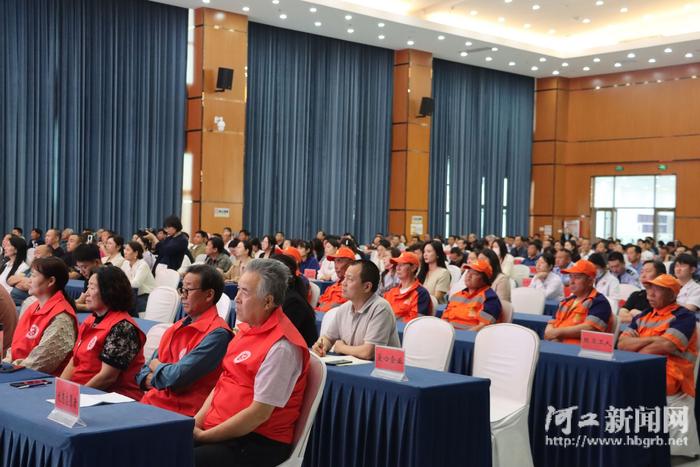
383, 252, 433, 322
5, 257, 78, 375
61, 266, 145, 400
193, 259, 310, 467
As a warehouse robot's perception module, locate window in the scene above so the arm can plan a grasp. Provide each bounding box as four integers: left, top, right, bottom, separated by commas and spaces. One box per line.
445, 159, 451, 238
502, 178, 508, 237
591, 175, 676, 243
479, 176, 485, 238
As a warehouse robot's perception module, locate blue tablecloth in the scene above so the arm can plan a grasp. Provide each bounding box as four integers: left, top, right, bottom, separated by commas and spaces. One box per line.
0, 368, 51, 384
0, 382, 193, 467
304, 364, 491, 467
512, 312, 551, 338
310, 280, 334, 295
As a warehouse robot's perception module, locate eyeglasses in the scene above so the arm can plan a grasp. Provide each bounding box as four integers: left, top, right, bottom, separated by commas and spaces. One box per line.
178, 286, 203, 297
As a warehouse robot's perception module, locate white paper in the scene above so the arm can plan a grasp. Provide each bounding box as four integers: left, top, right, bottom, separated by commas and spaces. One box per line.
48, 392, 134, 407
321, 355, 372, 366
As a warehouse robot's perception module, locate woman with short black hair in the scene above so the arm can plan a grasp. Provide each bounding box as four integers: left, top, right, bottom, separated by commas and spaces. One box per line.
148, 215, 188, 271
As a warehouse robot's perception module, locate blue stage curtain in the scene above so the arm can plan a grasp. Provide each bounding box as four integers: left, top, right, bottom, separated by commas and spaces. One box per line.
429, 59, 534, 237
0, 0, 187, 236
244, 22, 393, 242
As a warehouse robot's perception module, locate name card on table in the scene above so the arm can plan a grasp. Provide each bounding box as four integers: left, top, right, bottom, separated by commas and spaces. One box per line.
48, 378, 85, 428
578, 330, 615, 361
371, 346, 408, 382
304, 269, 317, 279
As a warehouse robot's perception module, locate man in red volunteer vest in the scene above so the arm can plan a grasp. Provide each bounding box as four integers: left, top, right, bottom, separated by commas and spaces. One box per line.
441, 259, 502, 331
193, 259, 310, 467
139, 265, 232, 416
316, 246, 355, 312
61, 266, 145, 400
383, 252, 432, 322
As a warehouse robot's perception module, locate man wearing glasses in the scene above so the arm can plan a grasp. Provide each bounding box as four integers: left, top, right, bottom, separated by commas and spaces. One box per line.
138, 265, 232, 416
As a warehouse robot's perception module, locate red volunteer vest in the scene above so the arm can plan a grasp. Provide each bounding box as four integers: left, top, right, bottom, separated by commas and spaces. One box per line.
71, 311, 146, 400
384, 280, 429, 322
141, 306, 231, 416
12, 292, 78, 376
204, 307, 309, 444
316, 281, 347, 312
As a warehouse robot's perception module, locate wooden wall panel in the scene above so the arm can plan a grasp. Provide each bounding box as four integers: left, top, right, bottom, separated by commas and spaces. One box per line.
202, 99, 245, 133
201, 202, 243, 233
407, 124, 430, 153
201, 132, 244, 203
389, 151, 407, 210
393, 64, 409, 123
405, 152, 429, 210
530, 165, 554, 216
532, 142, 555, 165
534, 90, 557, 141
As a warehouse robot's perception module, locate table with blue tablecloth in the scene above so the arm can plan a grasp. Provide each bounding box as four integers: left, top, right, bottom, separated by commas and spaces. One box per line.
0, 382, 193, 467
0, 368, 50, 384
512, 312, 551, 338
304, 363, 491, 467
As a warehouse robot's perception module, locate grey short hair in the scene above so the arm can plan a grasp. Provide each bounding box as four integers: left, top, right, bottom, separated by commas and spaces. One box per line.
245, 258, 290, 306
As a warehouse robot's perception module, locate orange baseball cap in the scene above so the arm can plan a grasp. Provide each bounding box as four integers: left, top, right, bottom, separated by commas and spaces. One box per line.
327, 246, 355, 262
465, 259, 493, 280
390, 252, 420, 267
282, 247, 302, 264
561, 259, 597, 278
643, 274, 681, 295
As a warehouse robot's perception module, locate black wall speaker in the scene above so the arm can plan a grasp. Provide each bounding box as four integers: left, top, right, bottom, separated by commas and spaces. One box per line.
419, 97, 434, 117
216, 67, 234, 91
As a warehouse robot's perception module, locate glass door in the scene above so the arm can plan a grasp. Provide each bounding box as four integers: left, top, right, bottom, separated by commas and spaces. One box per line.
594, 209, 614, 239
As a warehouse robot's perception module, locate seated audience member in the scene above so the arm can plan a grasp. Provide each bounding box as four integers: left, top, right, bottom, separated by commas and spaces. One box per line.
316, 246, 355, 312
619, 260, 665, 324
44, 229, 65, 259
553, 249, 575, 286
383, 252, 432, 322
544, 260, 613, 344
4, 257, 78, 375
405, 242, 424, 261
61, 266, 145, 399
418, 240, 452, 304
442, 259, 502, 331
148, 215, 188, 271
223, 240, 252, 283
510, 235, 528, 258
0, 236, 29, 294
529, 252, 565, 302
626, 244, 643, 275
221, 227, 234, 250
607, 251, 641, 288
193, 259, 310, 467
63, 233, 84, 278
378, 248, 401, 295
8, 244, 54, 306
478, 249, 511, 303
139, 265, 232, 416
0, 285, 18, 358
317, 236, 340, 281
73, 243, 103, 312
521, 239, 542, 267
136, 234, 156, 270
674, 253, 700, 312
257, 235, 276, 259
271, 254, 319, 346
578, 239, 593, 260
313, 260, 400, 359
101, 235, 125, 268
29, 228, 44, 248
60, 228, 73, 251
121, 241, 156, 314
618, 274, 697, 397
490, 238, 514, 277
448, 246, 465, 268
205, 236, 232, 273
297, 240, 320, 275
589, 252, 620, 298
190, 230, 209, 260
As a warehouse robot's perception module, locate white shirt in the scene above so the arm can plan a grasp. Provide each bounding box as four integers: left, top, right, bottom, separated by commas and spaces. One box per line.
677, 280, 700, 310
102, 253, 125, 268
121, 259, 156, 296
500, 254, 515, 277
529, 272, 565, 302
595, 271, 620, 299
0, 261, 29, 293
318, 257, 338, 282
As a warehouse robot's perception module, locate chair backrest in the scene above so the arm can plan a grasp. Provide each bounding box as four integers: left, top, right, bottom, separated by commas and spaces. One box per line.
143, 322, 172, 358
472, 324, 540, 406
612, 313, 621, 348
26, 248, 35, 266
194, 254, 207, 264
449, 271, 467, 298
319, 307, 338, 337
605, 295, 619, 316
402, 316, 455, 371
694, 323, 700, 380
511, 287, 546, 315
615, 283, 639, 302
447, 265, 462, 287
309, 282, 321, 308
278, 352, 327, 467
155, 268, 180, 289
664, 261, 673, 273
144, 287, 181, 323
177, 255, 192, 275
430, 295, 438, 314
19, 295, 38, 317
500, 300, 513, 323
216, 293, 231, 320
510, 264, 530, 286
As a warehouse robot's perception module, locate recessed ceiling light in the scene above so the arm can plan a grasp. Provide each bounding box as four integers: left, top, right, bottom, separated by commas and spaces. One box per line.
279, 13, 287, 19
272, 0, 279, 3
531, 66, 538, 71
562, 62, 569, 67
314, 21, 322, 27
498, 17, 506, 22
648, 58, 656, 63
664, 48, 673, 53
657, 79, 662, 83
686, 52, 694, 58
593, 57, 601, 62
242, 6, 250, 12
378, 34, 385, 39
626, 83, 631, 86
438, 35, 445, 40
309, 7, 317, 12
345, 14, 352, 20
620, 7, 628, 13
524, 23, 531, 28
548, 29, 556, 34
470, 10, 478, 15
532, 4, 540, 10
485, 56, 493, 61
693, 75, 698, 79
505, 0, 512, 3
595, 85, 601, 90
465, 41, 473, 46
596, 0, 604, 5
552, 70, 560, 75
347, 28, 354, 33
614, 62, 621, 67
627, 52, 636, 58
539, 57, 547, 62
582, 18, 591, 24
460, 51, 468, 57
492, 47, 499, 51
378, 22, 385, 28
583, 66, 591, 71
202, 0, 210, 3
407, 40, 414, 46
508, 61, 516, 66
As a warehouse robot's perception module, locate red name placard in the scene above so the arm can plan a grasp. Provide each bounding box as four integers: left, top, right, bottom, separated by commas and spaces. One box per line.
55, 378, 80, 418
580, 330, 614, 354
304, 269, 317, 279
374, 346, 405, 373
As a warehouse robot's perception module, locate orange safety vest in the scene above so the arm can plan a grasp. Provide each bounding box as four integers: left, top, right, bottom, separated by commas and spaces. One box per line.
384, 280, 432, 322
442, 286, 501, 328
549, 289, 612, 345
316, 281, 347, 312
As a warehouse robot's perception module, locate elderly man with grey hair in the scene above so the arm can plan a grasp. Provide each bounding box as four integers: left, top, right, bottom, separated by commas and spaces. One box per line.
193, 259, 310, 467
